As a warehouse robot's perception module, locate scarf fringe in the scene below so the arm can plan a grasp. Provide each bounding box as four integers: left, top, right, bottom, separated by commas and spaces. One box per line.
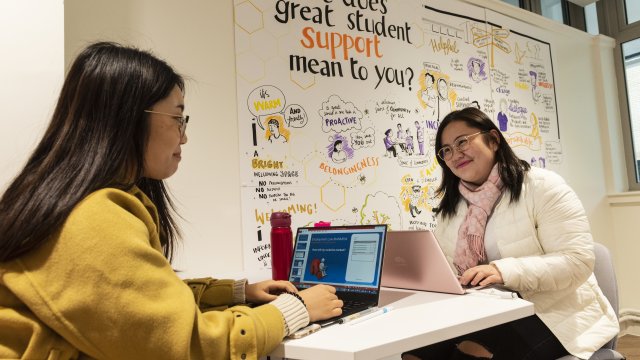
467, 234, 486, 261
453, 164, 503, 274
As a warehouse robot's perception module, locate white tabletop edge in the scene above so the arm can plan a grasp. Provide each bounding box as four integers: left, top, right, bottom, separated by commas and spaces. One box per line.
269, 290, 534, 360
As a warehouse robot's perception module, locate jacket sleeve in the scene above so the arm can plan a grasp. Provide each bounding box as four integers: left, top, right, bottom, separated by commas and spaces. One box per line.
3, 188, 285, 360
185, 278, 246, 312
492, 170, 595, 293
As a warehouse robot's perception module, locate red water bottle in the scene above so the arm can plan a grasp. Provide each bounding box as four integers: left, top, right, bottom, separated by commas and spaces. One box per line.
270, 212, 293, 281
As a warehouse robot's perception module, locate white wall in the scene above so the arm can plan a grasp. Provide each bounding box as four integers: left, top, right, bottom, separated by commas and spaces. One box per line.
64, 0, 244, 277
12, 0, 635, 331
0, 1, 64, 191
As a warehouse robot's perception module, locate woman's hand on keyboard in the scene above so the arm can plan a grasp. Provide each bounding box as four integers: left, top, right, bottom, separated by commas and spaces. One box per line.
246, 280, 298, 304
299, 284, 344, 322
459, 264, 504, 287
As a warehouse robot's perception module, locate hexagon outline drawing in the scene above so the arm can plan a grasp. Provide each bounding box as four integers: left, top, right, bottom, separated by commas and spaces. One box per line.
320, 180, 346, 211
289, 134, 317, 163
290, 69, 316, 90
303, 151, 327, 188
235, 1, 264, 35
250, 29, 279, 61
236, 51, 266, 83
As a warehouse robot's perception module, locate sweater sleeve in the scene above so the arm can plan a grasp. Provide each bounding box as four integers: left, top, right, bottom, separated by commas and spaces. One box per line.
2, 188, 285, 360
185, 278, 309, 336
184, 278, 246, 311
492, 169, 595, 293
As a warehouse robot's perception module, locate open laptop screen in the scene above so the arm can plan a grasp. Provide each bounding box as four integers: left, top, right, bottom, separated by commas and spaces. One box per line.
289, 225, 387, 295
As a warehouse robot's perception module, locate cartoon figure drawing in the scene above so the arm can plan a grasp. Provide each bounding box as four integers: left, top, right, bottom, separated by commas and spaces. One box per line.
531, 156, 537, 167
529, 70, 541, 103
420, 72, 437, 117
407, 185, 423, 218
384, 129, 397, 157
538, 157, 546, 168
267, 117, 288, 143
468, 57, 487, 83
528, 41, 542, 60
326, 134, 353, 163
319, 258, 327, 278
530, 112, 542, 144
514, 43, 526, 65
396, 123, 407, 153
437, 78, 452, 120
415, 120, 425, 156
330, 140, 347, 163
405, 129, 414, 155
497, 98, 509, 131
310, 258, 325, 280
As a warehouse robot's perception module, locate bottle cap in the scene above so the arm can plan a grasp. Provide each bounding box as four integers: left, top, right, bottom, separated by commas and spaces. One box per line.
270, 212, 291, 227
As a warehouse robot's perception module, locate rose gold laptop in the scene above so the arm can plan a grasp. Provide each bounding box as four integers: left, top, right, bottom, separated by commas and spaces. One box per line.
381, 230, 466, 294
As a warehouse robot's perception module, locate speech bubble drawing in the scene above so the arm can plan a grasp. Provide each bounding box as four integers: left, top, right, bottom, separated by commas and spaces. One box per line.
423, 62, 441, 73
319, 95, 363, 133
284, 104, 308, 128
350, 127, 376, 150
248, 85, 286, 128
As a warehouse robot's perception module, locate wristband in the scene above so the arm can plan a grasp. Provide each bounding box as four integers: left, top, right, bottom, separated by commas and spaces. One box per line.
284, 291, 306, 308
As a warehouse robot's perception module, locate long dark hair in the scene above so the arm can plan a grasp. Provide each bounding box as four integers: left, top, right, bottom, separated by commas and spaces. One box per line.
434, 107, 530, 219
0, 42, 184, 262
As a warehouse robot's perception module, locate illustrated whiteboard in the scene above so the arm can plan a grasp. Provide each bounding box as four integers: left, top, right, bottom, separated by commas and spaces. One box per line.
233, 0, 561, 273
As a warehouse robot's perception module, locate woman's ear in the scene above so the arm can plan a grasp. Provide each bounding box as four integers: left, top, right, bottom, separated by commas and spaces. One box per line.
489, 129, 500, 151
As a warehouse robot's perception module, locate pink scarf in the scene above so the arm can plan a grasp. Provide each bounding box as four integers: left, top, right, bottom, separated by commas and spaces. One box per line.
453, 164, 504, 275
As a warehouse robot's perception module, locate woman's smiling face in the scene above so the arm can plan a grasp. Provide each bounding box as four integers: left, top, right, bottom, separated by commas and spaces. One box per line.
143, 85, 187, 180
440, 120, 498, 186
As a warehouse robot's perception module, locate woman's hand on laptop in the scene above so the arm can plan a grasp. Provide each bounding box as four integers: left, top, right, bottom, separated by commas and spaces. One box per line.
459, 264, 504, 287
246, 280, 298, 304
299, 285, 344, 322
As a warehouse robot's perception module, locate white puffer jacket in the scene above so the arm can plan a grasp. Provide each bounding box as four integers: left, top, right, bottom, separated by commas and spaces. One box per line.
435, 167, 619, 359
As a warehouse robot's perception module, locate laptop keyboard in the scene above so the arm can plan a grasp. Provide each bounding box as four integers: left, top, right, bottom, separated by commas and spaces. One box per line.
462, 283, 488, 290
314, 299, 376, 326
342, 300, 369, 313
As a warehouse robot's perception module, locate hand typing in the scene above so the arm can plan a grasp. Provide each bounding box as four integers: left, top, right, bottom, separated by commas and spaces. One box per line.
459, 264, 504, 287
245, 280, 297, 304
299, 284, 344, 322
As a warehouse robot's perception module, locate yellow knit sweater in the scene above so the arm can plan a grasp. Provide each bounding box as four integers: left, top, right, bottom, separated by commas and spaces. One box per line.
0, 187, 285, 359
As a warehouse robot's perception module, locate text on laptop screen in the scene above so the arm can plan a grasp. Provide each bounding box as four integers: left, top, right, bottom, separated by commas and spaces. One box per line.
289, 225, 386, 293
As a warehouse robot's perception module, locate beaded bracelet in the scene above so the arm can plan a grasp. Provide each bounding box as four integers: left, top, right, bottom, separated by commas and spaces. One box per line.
284, 291, 306, 308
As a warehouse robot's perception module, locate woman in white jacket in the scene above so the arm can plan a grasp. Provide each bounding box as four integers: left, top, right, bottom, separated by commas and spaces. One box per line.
404, 107, 619, 359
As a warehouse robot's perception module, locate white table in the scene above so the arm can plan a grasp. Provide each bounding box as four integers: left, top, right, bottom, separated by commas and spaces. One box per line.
268, 287, 534, 360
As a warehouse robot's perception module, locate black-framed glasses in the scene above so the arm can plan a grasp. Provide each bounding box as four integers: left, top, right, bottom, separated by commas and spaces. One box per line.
144, 110, 189, 137
437, 131, 487, 161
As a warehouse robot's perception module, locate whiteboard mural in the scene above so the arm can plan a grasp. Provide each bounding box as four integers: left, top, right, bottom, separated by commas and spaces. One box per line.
234, 0, 561, 274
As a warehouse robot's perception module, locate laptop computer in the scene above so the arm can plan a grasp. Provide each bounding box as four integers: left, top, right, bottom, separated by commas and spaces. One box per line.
288, 224, 388, 326
381, 229, 469, 295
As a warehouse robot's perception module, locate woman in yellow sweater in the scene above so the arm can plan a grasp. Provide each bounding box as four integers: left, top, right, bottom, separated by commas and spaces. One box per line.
0, 42, 342, 360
